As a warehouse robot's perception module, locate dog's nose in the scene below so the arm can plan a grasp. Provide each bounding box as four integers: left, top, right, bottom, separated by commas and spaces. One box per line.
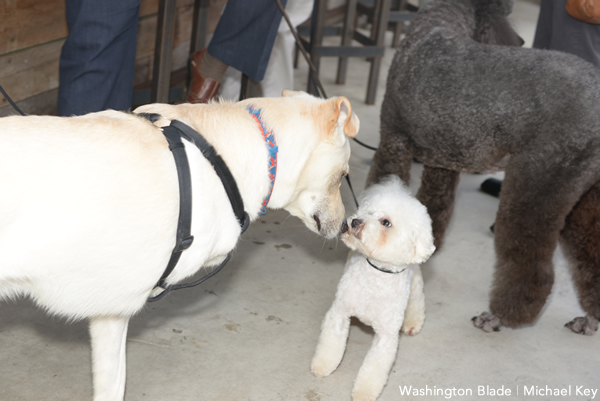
351, 218, 363, 229
341, 220, 349, 234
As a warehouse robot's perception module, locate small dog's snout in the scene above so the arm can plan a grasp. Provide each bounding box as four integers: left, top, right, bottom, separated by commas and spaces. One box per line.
341, 220, 349, 234
351, 218, 363, 228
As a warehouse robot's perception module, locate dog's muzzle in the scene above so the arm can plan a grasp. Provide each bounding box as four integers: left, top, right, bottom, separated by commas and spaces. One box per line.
346, 218, 364, 239
351, 218, 363, 229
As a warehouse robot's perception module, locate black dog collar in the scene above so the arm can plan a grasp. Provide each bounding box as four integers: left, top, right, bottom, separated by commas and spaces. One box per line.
367, 258, 408, 274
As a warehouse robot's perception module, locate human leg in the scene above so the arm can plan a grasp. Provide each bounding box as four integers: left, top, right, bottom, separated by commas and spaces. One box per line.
58, 0, 141, 116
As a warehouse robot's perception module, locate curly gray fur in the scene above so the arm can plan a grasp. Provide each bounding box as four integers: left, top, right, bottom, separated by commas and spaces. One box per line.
368, 0, 600, 333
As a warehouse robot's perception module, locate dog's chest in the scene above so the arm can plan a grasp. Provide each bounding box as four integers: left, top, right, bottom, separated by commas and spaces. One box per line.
337, 257, 413, 324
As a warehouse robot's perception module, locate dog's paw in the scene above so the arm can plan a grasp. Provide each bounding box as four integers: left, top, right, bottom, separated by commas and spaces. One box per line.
472, 312, 502, 332
351, 388, 377, 401
401, 317, 424, 336
352, 373, 386, 401
310, 357, 337, 378
565, 315, 599, 336
402, 321, 424, 336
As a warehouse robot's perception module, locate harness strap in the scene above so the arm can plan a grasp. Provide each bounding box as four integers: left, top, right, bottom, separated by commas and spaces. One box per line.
154, 125, 195, 290
147, 119, 249, 302
170, 120, 248, 229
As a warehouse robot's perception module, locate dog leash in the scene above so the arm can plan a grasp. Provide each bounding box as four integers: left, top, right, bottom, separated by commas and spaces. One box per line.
143, 116, 250, 302
274, 0, 376, 209
0, 84, 26, 116
274, 0, 378, 153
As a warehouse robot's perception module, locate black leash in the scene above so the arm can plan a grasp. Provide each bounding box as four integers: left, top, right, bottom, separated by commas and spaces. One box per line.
146, 117, 249, 302
0, 84, 26, 116
274, 0, 378, 209
274, 0, 378, 154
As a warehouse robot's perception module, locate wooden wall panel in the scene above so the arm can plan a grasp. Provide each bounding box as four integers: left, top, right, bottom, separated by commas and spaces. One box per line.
0, 0, 223, 113
0, 40, 63, 107
0, 0, 67, 54
140, 0, 159, 17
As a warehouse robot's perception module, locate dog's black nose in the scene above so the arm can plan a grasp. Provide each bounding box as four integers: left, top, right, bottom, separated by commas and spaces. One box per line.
351, 218, 363, 228
341, 221, 349, 233
313, 214, 321, 232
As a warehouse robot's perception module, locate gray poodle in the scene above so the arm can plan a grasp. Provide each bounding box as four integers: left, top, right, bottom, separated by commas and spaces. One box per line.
368, 0, 600, 335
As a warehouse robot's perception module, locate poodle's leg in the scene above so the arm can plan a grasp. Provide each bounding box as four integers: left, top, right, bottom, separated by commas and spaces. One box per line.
366, 114, 413, 186
473, 158, 586, 331
351, 329, 399, 401
401, 266, 426, 335
89, 315, 130, 401
311, 305, 351, 377
416, 166, 460, 251
560, 182, 600, 335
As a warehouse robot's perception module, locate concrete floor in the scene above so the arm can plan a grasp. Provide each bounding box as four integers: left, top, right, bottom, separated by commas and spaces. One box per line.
2, 2, 598, 400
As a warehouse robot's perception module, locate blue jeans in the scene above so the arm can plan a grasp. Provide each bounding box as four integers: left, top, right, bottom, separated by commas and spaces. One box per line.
208, 0, 289, 82
58, 0, 141, 116
533, 0, 600, 68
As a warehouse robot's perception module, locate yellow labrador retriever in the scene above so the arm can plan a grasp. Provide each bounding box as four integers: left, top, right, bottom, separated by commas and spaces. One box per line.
0, 90, 359, 400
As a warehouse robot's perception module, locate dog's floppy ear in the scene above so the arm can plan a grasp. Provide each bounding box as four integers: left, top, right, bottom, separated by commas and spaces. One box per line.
335, 97, 359, 138
411, 229, 436, 265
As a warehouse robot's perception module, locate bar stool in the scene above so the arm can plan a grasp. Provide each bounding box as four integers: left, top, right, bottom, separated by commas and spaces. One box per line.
356, 0, 417, 48
303, 0, 391, 105
151, 0, 210, 103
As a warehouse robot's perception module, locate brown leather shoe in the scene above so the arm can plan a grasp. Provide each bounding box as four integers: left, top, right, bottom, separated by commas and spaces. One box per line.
187, 49, 221, 104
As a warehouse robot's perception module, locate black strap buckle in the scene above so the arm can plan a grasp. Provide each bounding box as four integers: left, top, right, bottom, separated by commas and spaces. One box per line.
176, 236, 194, 252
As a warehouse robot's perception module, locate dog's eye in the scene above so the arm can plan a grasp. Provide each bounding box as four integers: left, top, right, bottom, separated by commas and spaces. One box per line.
336, 171, 348, 187
381, 219, 392, 228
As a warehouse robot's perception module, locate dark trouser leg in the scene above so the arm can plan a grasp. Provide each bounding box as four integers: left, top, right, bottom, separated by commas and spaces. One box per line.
58, 0, 141, 116
208, 0, 288, 82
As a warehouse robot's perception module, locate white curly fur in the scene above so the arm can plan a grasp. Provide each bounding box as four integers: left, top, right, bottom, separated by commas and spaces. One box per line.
311, 175, 435, 401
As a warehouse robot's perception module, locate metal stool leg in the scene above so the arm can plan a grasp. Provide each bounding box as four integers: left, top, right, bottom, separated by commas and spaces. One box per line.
307, 0, 326, 96
239, 74, 251, 101
336, 0, 358, 85
190, 0, 210, 54
151, 0, 176, 103
366, 0, 390, 104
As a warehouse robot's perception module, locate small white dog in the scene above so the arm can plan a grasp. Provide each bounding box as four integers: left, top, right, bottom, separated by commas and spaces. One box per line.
311, 175, 435, 401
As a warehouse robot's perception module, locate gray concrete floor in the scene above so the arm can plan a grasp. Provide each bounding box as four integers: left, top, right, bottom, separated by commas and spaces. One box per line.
2, 2, 599, 400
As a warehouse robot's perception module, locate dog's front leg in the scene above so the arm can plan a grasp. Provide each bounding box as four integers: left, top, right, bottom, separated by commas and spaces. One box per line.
89, 315, 130, 401
311, 305, 350, 377
351, 329, 399, 401
416, 166, 460, 251
401, 266, 425, 336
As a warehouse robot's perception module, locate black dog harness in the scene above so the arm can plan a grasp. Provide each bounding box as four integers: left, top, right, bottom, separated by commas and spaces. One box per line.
139, 115, 250, 302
